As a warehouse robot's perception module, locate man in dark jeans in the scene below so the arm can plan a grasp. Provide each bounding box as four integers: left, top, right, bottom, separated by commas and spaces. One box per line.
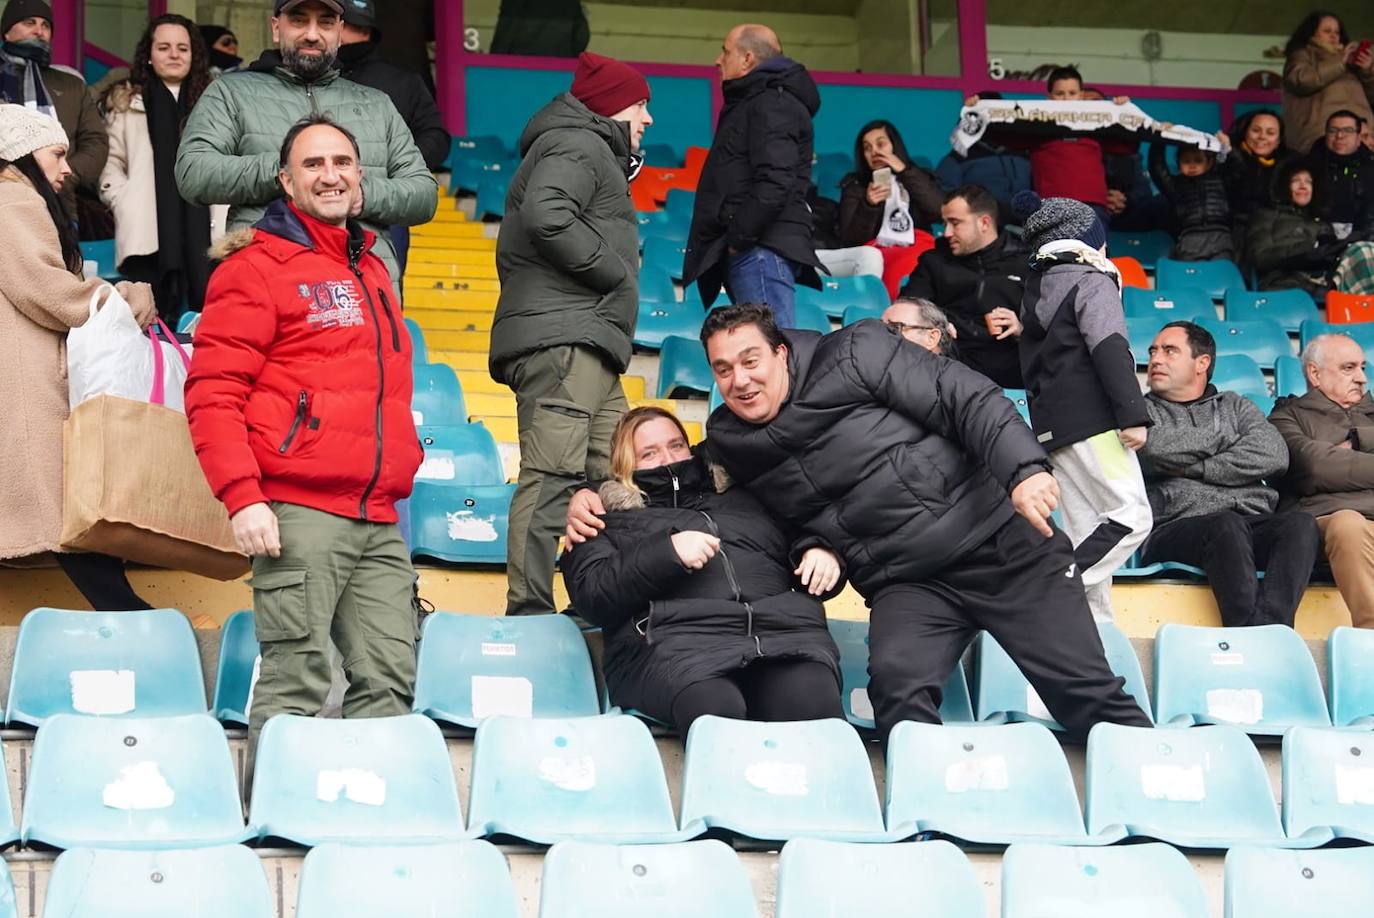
1139, 322, 1320, 626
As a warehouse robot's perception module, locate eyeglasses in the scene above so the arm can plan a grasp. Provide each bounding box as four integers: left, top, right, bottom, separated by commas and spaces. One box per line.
884, 320, 938, 334
1327, 126, 1360, 137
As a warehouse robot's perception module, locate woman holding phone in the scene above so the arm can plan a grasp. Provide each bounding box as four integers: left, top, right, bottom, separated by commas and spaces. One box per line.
1282, 11, 1374, 154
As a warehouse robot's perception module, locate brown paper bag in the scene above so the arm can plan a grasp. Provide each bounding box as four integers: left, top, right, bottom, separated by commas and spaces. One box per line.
60, 395, 248, 580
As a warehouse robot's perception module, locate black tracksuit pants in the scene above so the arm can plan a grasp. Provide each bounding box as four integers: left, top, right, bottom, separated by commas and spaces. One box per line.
670, 659, 845, 739
867, 514, 1152, 743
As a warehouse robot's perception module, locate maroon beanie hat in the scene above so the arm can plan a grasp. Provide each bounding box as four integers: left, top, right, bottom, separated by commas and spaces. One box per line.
570, 52, 650, 118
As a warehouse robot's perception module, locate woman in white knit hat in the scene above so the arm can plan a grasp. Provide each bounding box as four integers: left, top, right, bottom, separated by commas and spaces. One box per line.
0, 102, 157, 609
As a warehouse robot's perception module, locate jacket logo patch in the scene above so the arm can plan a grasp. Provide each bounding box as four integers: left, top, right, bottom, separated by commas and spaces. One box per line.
300, 281, 365, 329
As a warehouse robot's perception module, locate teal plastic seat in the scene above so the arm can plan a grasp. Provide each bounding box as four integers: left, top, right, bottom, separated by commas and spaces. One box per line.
452, 155, 518, 195
1275, 355, 1305, 397
1210, 354, 1270, 401
679, 715, 891, 842
1196, 317, 1292, 369
638, 265, 677, 304
404, 317, 428, 363
975, 624, 1153, 727
840, 303, 885, 327
827, 618, 972, 729
413, 612, 599, 728
798, 274, 887, 319
1126, 314, 1172, 366
636, 208, 689, 243
708, 383, 724, 413
408, 481, 515, 565
411, 363, 467, 427
447, 134, 506, 176
296, 841, 518, 918
1281, 726, 1374, 844
1122, 286, 1214, 319
42, 846, 271, 917
176, 311, 200, 334
474, 172, 511, 219
468, 714, 692, 844
634, 300, 705, 350
640, 143, 680, 167
886, 721, 1105, 845
538, 840, 755, 918
23, 713, 248, 849
1224, 847, 1374, 917
211, 610, 258, 726
642, 237, 688, 281
250, 714, 463, 846
1108, 230, 1173, 270
1002, 388, 1031, 426
1085, 722, 1308, 848
1153, 623, 1330, 734
415, 423, 503, 486
664, 188, 695, 220
1328, 626, 1374, 726
7, 608, 205, 726
1299, 319, 1374, 355
0, 743, 19, 848
0, 863, 19, 917
1224, 288, 1319, 334
1246, 393, 1276, 415
656, 335, 713, 397
1157, 257, 1247, 300
1002, 842, 1208, 918
775, 838, 981, 918
79, 239, 118, 280
791, 300, 833, 334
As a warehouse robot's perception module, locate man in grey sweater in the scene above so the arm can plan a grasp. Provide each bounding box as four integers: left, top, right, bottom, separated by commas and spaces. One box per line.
1138, 321, 1320, 627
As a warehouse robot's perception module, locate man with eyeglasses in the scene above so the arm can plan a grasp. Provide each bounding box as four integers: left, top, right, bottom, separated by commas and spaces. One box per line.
881, 298, 956, 357
1312, 110, 1374, 240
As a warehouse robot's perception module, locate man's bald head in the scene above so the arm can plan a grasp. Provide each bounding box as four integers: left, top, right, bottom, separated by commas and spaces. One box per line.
717, 23, 781, 81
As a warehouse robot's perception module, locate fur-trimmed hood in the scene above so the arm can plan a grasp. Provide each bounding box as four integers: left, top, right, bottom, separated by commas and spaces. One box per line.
209, 226, 255, 260
597, 457, 734, 512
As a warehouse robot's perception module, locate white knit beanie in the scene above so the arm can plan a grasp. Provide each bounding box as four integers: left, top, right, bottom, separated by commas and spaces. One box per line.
0, 104, 69, 163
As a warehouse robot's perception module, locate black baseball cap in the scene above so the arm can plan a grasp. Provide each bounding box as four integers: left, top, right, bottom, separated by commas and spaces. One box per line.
340, 0, 377, 30
273, 0, 344, 14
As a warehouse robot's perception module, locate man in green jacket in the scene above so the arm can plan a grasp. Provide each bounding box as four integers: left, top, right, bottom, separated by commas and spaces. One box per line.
174, 0, 436, 291
491, 52, 651, 615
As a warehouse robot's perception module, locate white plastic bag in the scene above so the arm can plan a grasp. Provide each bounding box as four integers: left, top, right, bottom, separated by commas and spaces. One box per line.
68, 285, 190, 413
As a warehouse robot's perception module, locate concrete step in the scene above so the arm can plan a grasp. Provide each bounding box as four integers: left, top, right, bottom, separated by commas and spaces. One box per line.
409, 309, 494, 332
429, 350, 489, 371
405, 277, 501, 294
405, 262, 500, 281
406, 248, 496, 269
409, 238, 496, 256
412, 222, 488, 239
407, 289, 498, 311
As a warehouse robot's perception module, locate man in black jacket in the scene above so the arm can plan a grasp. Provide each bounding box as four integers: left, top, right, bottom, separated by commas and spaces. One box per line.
901, 185, 1026, 387
1311, 110, 1374, 240
682, 24, 822, 328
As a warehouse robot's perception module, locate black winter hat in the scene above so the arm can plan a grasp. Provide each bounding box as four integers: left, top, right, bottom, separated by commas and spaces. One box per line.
1, 0, 53, 38
340, 0, 381, 41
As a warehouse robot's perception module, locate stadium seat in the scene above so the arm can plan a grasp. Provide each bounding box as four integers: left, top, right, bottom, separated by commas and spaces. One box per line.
1107, 230, 1172, 270
1153, 623, 1330, 733
1084, 722, 1305, 848
0, 745, 19, 847
1156, 257, 1247, 300
678, 715, 890, 842
6, 607, 206, 726
791, 300, 834, 334
1002, 388, 1032, 426
634, 300, 705, 350
1122, 286, 1214, 319
636, 208, 689, 242
1328, 626, 1374, 727
42, 845, 271, 917
413, 612, 600, 728
798, 274, 887, 320
1326, 290, 1374, 325
211, 609, 258, 726
812, 153, 850, 198
1126, 314, 1170, 366
840, 303, 885, 327
642, 237, 688, 281
828, 618, 972, 729
1196, 317, 1292, 369
638, 265, 678, 303
974, 623, 1153, 727
452, 156, 519, 197
23, 713, 247, 849
467, 714, 692, 844
1274, 355, 1305, 398
79, 239, 118, 281
1246, 394, 1276, 415
411, 363, 467, 426
640, 143, 680, 167
1281, 726, 1374, 844
539, 840, 755, 918
885, 721, 1104, 844
708, 383, 724, 413
405, 317, 428, 365
656, 335, 713, 397
1300, 319, 1374, 355
249, 714, 464, 846
775, 838, 983, 918
1001, 842, 1208, 918
475, 172, 511, 219
408, 481, 515, 565
1223, 847, 1374, 917
176, 311, 200, 334
414, 423, 504, 485
1111, 256, 1149, 289
446, 135, 506, 172
1225, 289, 1320, 333
664, 188, 696, 220
296, 841, 519, 918
1209, 354, 1269, 401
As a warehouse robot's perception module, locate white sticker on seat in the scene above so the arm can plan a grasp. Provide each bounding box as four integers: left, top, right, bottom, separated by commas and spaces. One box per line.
102, 761, 175, 810
446, 510, 499, 542
471, 675, 533, 719
850, 688, 874, 720
70, 669, 136, 715
1205, 688, 1263, 724
316, 769, 387, 806
1156, 299, 1175, 309
244, 655, 262, 714
412, 409, 424, 425
1025, 685, 1053, 721
945, 755, 1010, 793
1336, 764, 1374, 805
745, 761, 809, 796
539, 755, 597, 792
1140, 764, 1206, 801
416, 455, 456, 480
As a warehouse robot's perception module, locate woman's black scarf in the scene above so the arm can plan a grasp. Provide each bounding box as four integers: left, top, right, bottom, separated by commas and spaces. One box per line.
143, 78, 211, 314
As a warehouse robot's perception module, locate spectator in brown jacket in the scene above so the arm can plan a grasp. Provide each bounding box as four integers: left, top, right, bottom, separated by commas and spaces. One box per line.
1281, 11, 1374, 154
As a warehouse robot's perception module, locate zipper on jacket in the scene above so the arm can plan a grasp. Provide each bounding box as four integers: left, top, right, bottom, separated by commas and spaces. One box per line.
306, 84, 319, 115
698, 510, 762, 653
378, 289, 401, 352
278, 390, 309, 454
353, 260, 386, 521
669, 466, 680, 508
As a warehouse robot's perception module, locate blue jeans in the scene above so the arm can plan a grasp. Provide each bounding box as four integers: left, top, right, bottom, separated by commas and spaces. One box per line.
724, 246, 799, 329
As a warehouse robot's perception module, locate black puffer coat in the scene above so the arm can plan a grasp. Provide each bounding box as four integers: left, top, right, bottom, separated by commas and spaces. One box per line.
705, 323, 1051, 599
562, 455, 841, 722
1147, 142, 1233, 260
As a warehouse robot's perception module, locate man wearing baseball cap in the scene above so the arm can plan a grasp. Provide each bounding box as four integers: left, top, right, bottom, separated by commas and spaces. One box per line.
490, 51, 652, 616
175, 0, 436, 296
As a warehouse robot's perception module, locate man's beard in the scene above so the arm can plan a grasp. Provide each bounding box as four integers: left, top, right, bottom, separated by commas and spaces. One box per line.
282, 44, 336, 81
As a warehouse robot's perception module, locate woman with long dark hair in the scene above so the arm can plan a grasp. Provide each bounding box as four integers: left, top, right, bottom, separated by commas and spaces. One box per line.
1282, 11, 1374, 154
99, 14, 214, 324
0, 103, 156, 610
1222, 109, 1292, 253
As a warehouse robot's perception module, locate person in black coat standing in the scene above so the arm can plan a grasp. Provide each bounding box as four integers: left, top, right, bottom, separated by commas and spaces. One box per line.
562, 407, 844, 736
682, 24, 822, 329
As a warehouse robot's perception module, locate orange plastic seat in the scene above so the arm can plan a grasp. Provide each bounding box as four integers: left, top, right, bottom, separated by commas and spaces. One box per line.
1112, 256, 1149, 290
1326, 290, 1374, 324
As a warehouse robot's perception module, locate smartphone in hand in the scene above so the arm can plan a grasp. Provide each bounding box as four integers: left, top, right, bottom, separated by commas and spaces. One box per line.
1354, 39, 1373, 67
871, 166, 893, 186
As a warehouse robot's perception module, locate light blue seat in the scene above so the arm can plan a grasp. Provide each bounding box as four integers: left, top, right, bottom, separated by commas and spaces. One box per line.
679, 715, 890, 842
0, 744, 18, 848
1157, 257, 1247, 300
656, 335, 713, 398
840, 303, 885, 327
642, 237, 688, 281
1122, 286, 1214, 319
0, 863, 20, 917
1107, 230, 1173, 270
538, 840, 755, 918
664, 188, 696, 220
1126, 314, 1171, 365
1002, 387, 1031, 426
411, 363, 467, 427
250, 713, 463, 846
775, 838, 980, 918
452, 155, 519, 196
1153, 623, 1330, 734
1281, 726, 1374, 844
6, 607, 205, 726
636, 208, 689, 243
1223, 847, 1374, 917
798, 274, 888, 319
211, 609, 258, 726
415, 423, 504, 486
638, 266, 677, 304
1196, 317, 1292, 369
1002, 842, 1208, 918
1246, 394, 1276, 415
176, 311, 200, 334
1085, 722, 1308, 848
405, 317, 428, 365
1224, 288, 1320, 334
1299, 319, 1374, 355
640, 143, 680, 167
42, 846, 271, 917
79, 239, 118, 280
474, 172, 511, 219
296, 841, 518, 918
634, 300, 705, 351
413, 612, 599, 728
408, 481, 515, 565
447, 135, 506, 174
885, 721, 1105, 845
1274, 355, 1306, 398
974, 624, 1153, 727
23, 713, 247, 849
1210, 354, 1270, 401
791, 300, 833, 334
708, 383, 724, 413
468, 714, 692, 844
827, 618, 972, 729
1329, 626, 1374, 727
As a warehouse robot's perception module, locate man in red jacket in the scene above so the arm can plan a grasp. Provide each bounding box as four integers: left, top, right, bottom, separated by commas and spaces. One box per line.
186, 115, 423, 765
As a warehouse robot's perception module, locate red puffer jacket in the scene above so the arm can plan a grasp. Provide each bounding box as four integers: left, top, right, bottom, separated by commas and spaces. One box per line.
186, 199, 422, 523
